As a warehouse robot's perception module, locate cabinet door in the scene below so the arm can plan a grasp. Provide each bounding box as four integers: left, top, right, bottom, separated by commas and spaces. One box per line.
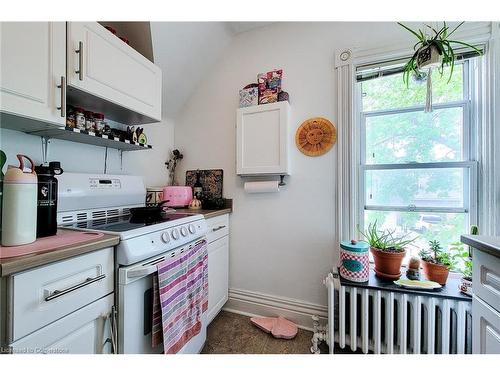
0, 22, 66, 127
207, 236, 229, 324
236, 101, 290, 175
9, 294, 114, 354
67, 22, 162, 122
473, 296, 500, 354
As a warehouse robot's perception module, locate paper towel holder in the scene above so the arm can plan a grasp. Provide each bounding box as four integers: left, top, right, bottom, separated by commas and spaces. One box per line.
278, 175, 286, 187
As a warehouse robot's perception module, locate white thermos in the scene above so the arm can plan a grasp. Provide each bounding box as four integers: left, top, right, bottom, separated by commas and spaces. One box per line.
1, 154, 38, 246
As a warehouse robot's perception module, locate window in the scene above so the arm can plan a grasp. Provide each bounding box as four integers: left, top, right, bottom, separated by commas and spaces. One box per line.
357, 61, 478, 260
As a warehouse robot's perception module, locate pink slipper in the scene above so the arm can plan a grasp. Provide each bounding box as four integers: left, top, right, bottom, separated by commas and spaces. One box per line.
250, 316, 298, 339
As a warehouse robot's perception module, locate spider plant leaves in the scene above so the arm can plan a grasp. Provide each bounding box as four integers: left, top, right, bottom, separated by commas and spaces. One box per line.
398, 22, 481, 87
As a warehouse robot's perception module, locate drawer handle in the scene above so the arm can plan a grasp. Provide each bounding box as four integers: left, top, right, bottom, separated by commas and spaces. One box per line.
44, 274, 106, 302
212, 225, 226, 232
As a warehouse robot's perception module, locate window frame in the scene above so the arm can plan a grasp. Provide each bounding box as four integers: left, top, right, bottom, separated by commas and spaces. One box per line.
355, 59, 479, 245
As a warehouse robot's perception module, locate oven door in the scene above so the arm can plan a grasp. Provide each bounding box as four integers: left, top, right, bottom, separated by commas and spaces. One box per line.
117, 238, 207, 354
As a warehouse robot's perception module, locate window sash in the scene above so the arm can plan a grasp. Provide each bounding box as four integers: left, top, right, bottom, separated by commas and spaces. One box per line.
357, 59, 477, 234
361, 162, 477, 213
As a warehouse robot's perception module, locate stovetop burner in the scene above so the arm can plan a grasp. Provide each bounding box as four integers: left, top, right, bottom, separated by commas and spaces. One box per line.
65, 212, 195, 233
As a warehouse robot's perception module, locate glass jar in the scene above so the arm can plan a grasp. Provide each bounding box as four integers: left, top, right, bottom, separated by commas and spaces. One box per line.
94, 113, 105, 135
75, 107, 86, 130
66, 106, 76, 128
84, 111, 94, 132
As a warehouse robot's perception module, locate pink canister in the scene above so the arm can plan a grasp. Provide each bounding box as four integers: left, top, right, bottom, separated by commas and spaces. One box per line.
339, 240, 370, 282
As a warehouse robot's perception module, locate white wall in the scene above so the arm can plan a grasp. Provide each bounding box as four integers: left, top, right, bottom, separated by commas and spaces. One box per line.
175, 22, 416, 307
0, 117, 174, 187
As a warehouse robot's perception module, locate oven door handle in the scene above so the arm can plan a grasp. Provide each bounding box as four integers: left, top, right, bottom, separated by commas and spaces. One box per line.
127, 266, 158, 279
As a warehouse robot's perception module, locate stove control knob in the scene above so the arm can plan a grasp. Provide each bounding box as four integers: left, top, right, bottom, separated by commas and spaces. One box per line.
171, 228, 180, 240
180, 226, 188, 237
188, 224, 196, 234
161, 232, 170, 243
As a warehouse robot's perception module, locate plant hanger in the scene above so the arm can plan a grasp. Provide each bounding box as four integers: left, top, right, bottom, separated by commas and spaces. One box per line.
398, 21, 482, 112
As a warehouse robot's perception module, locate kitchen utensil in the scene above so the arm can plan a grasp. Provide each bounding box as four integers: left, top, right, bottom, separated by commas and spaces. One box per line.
162, 186, 193, 208
1, 154, 38, 246
129, 200, 169, 219
35, 161, 63, 238
185, 169, 223, 200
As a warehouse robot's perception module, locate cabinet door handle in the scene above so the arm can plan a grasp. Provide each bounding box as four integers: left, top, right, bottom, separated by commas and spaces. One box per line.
75, 41, 84, 81
212, 225, 226, 232
56, 76, 66, 118
44, 274, 106, 302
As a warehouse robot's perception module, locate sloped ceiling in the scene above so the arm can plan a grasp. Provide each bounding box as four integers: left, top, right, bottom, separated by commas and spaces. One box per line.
150, 22, 272, 118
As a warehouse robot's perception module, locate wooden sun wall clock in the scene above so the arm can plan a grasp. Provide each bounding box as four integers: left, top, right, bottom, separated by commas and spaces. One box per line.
295, 117, 337, 156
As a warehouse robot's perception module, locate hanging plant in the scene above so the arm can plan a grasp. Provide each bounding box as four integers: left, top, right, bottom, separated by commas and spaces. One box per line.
398, 22, 482, 112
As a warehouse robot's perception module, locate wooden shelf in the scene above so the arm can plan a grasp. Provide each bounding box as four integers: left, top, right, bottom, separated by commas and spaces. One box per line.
30, 127, 153, 151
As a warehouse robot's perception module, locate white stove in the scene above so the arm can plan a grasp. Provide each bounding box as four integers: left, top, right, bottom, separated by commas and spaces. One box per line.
57, 173, 208, 354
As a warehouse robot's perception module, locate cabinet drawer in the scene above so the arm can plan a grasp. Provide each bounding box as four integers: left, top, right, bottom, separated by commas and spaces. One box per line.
9, 294, 114, 354
206, 214, 229, 243
9, 247, 114, 342
473, 250, 500, 312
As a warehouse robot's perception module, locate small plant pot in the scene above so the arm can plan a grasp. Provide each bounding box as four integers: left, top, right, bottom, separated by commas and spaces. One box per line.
459, 277, 473, 296
370, 247, 406, 280
417, 44, 442, 70
421, 260, 450, 285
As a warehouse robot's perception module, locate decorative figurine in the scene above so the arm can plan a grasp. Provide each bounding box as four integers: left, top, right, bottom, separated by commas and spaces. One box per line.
406, 255, 421, 280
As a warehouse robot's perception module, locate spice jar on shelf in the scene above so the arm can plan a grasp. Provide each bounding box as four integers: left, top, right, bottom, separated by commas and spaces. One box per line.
94, 113, 105, 135
75, 107, 86, 131
84, 111, 95, 132
66, 106, 76, 128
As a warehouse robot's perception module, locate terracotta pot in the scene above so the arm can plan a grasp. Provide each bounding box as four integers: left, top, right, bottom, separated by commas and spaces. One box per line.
370, 247, 406, 280
421, 260, 450, 285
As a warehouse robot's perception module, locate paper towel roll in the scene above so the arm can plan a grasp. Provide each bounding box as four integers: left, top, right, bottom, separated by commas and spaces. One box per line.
244, 181, 280, 193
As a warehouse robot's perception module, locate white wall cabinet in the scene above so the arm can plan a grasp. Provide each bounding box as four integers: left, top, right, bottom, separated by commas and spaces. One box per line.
0, 22, 66, 129
236, 102, 290, 176
67, 22, 162, 123
206, 214, 229, 324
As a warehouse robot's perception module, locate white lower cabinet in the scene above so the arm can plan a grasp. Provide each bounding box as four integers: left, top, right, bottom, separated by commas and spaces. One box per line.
6, 247, 116, 354
473, 295, 500, 354
206, 214, 230, 324
9, 294, 114, 354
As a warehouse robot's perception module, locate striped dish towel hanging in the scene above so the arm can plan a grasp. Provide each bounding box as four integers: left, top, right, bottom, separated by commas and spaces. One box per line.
151, 239, 208, 353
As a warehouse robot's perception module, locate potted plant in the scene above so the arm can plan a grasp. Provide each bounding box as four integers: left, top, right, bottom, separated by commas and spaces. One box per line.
419, 240, 466, 285
398, 22, 482, 112
358, 221, 417, 280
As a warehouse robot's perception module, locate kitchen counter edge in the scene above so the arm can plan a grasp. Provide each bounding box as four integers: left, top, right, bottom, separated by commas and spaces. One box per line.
0, 231, 120, 277
461, 234, 500, 259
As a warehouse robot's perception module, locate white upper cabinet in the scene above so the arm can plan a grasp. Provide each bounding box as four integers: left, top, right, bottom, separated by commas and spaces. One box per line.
0, 22, 66, 128
236, 102, 290, 176
67, 22, 162, 123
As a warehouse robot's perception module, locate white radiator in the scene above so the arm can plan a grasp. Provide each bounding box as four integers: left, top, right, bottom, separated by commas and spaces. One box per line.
320, 272, 472, 354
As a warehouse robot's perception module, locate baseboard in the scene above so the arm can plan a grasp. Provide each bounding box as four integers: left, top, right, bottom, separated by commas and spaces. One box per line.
223, 288, 328, 331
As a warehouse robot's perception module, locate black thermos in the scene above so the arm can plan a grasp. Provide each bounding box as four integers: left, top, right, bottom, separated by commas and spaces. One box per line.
35, 161, 63, 238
